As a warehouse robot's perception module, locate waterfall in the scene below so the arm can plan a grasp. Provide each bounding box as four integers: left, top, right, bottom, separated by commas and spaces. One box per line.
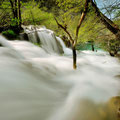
0, 30, 120, 120
23, 26, 65, 54
56, 37, 72, 55
0, 35, 25, 59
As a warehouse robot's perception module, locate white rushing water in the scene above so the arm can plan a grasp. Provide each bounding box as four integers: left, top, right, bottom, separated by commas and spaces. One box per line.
23, 26, 64, 54
0, 28, 120, 120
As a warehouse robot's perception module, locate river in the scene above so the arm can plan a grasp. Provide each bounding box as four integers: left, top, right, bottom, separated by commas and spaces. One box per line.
0, 27, 120, 120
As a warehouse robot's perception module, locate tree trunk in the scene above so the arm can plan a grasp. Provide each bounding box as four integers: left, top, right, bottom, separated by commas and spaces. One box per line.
54, 0, 90, 69
72, 45, 77, 69
75, 0, 90, 45
9, 0, 16, 18
91, 44, 94, 51
18, 0, 21, 29
90, 0, 120, 41
14, 0, 18, 18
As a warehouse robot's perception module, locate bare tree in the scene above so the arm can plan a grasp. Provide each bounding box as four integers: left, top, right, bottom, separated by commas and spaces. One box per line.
55, 0, 90, 69
18, 0, 21, 28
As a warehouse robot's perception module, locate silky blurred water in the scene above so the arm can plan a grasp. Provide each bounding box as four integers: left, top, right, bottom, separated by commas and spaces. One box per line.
0, 33, 120, 120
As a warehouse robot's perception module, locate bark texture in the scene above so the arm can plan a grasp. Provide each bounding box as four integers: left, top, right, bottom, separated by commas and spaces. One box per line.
72, 46, 77, 69
90, 0, 120, 41
9, 0, 22, 29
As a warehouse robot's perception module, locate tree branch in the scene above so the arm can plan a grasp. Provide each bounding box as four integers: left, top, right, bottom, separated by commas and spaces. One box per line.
90, 0, 120, 35
9, 0, 16, 18
75, 0, 90, 46
54, 17, 74, 44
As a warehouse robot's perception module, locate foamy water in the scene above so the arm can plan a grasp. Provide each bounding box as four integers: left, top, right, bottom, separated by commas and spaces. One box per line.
0, 33, 120, 120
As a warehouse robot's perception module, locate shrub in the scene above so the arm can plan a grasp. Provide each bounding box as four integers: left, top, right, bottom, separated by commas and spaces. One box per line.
2, 29, 17, 39
21, 1, 58, 31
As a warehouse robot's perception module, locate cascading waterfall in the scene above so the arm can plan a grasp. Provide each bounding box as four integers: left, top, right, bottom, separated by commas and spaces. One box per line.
23, 26, 64, 54
56, 36, 72, 55
0, 27, 120, 120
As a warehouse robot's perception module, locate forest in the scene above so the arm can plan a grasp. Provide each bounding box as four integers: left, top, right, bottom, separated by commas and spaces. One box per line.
0, 1, 120, 120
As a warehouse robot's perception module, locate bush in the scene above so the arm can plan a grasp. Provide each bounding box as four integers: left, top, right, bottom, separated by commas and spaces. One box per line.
21, 1, 59, 31
2, 29, 17, 39
22, 2, 53, 25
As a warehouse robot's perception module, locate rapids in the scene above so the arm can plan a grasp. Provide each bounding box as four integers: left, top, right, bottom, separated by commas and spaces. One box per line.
0, 28, 120, 120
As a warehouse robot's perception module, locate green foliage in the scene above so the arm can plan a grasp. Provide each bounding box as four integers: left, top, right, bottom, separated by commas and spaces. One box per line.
55, 0, 120, 53
34, 43, 41, 47
2, 29, 17, 39
39, 0, 58, 11
10, 18, 20, 27
0, 0, 21, 31
55, 1, 101, 44
57, 0, 84, 11
77, 10, 101, 43
115, 10, 120, 19
22, 2, 55, 27
53, 0, 86, 41
0, 1, 12, 28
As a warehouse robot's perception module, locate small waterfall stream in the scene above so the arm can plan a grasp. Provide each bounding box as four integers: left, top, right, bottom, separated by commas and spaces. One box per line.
24, 26, 65, 54
0, 28, 120, 120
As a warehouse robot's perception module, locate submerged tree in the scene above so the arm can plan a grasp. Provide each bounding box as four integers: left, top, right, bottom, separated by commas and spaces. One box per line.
55, 0, 90, 69
55, 0, 120, 69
